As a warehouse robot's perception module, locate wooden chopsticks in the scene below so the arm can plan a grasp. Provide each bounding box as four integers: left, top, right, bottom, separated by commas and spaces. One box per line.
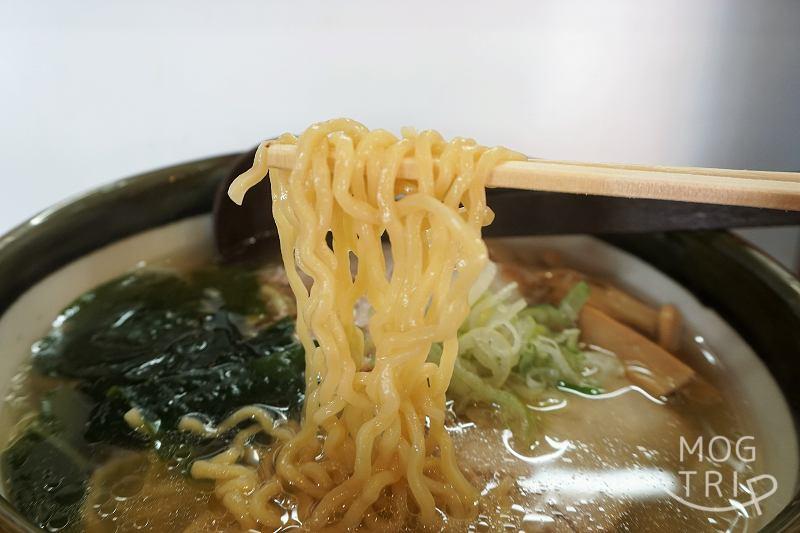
262, 143, 800, 211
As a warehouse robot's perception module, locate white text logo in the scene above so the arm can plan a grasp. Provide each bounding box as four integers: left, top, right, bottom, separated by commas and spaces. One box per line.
664, 436, 777, 515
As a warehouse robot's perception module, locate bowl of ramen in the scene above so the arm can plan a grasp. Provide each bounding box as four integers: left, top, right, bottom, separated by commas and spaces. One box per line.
0, 119, 798, 532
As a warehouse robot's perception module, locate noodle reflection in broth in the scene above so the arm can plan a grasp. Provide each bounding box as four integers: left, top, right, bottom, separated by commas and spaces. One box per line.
193, 118, 524, 530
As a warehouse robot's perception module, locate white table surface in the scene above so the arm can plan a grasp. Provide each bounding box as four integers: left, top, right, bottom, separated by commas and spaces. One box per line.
1, 0, 798, 267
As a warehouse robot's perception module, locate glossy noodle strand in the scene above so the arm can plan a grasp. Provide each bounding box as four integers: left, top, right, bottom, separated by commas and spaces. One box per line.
194, 118, 522, 530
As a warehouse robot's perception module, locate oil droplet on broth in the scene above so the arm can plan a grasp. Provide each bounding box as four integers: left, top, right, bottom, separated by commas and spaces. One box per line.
111, 475, 144, 500
45, 510, 71, 532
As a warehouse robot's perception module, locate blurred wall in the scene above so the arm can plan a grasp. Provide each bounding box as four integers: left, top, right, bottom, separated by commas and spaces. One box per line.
1, 0, 798, 263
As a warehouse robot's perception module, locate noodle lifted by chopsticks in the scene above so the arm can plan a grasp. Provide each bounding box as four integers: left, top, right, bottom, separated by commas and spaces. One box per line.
192, 118, 522, 531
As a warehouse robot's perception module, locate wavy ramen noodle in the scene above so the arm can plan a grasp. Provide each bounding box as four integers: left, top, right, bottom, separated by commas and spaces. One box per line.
189, 118, 523, 530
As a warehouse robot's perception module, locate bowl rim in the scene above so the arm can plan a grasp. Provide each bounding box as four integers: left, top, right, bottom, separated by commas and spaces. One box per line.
0, 153, 237, 317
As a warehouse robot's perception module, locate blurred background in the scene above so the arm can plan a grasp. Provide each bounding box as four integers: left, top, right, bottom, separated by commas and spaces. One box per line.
1, 0, 798, 267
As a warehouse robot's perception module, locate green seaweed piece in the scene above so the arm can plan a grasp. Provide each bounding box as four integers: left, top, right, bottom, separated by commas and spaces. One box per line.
84, 317, 304, 446
6, 266, 307, 530
188, 265, 267, 316
32, 267, 270, 382
2, 388, 94, 532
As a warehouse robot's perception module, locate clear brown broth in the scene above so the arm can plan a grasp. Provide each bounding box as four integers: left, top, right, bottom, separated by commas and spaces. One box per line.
0, 257, 769, 533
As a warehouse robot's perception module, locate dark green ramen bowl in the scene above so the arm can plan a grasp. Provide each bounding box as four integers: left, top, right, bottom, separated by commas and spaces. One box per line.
0, 154, 797, 532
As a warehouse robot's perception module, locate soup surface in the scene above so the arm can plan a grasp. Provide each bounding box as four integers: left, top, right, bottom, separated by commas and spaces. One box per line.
0, 243, 779, 532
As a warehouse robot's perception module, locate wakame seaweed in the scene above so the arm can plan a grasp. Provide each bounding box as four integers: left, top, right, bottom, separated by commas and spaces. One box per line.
4, 266, 305, 528
3, 426, 88, 531
2, 389, 94, 531
29, 267, 304, 428
84, 322, 304, 446
31, 267, 268, 381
